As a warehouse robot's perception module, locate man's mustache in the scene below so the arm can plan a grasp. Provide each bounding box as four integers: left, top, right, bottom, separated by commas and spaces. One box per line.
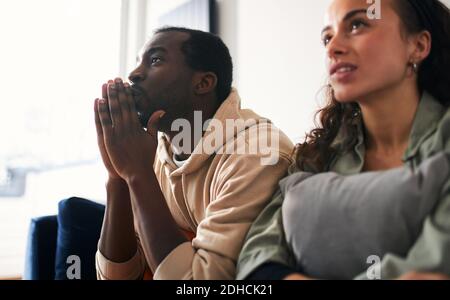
129, 85, 171, 129
130, 84, 147, 99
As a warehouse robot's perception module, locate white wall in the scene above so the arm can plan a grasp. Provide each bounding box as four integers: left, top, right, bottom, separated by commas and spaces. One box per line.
218, 0, 450, 143
120, 0, 189, 78
146, 0, 190, 35
218, 0, 330, 143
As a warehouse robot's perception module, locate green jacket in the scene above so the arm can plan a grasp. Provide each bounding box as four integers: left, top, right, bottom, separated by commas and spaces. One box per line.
236, 92, 450, 280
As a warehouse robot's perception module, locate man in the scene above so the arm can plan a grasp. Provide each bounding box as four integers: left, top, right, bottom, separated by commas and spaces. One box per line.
94, 27, 293, 280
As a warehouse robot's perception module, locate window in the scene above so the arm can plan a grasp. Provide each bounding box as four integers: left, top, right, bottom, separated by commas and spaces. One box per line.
0, 0, 122, 278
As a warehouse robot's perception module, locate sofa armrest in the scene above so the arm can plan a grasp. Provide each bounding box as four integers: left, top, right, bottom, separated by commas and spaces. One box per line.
54, 197, 105, 280
23, 215, 58, 280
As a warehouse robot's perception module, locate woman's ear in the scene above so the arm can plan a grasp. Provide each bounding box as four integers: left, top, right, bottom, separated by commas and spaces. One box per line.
410, 30, 432, 64
193, 72, 218, 95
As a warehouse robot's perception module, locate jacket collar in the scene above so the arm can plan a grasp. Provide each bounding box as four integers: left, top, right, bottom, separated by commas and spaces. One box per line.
403, 91, 445, 161
330, 91, 445, 174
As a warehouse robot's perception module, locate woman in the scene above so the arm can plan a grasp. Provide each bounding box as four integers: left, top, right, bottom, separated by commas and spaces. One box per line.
236, 0, 450, 280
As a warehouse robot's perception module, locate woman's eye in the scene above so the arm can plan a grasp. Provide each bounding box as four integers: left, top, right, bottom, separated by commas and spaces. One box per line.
350, 20, 366, 32
322, 35, 332, 46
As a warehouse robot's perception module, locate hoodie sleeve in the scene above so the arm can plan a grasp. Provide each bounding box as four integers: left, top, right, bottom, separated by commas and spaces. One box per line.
153, 131, 293, 279
95, 234, 148, 280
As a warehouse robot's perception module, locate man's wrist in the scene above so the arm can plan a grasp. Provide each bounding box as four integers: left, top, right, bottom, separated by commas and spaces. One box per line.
125, 169, 157, 187
105, 177, 130, 204
106, 176, 127, 188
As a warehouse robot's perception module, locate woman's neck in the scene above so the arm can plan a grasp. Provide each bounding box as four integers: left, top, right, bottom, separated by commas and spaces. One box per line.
358, 81, 421, 155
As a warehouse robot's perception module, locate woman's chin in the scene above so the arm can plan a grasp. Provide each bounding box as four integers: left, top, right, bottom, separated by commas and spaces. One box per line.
333, 88, 361, 103
334, 94, 357, 104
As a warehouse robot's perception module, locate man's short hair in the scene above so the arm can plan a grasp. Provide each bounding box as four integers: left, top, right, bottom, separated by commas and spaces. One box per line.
155, 27, 233, 104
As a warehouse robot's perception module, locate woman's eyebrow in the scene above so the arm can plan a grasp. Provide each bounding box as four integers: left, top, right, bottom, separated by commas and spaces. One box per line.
342, 9, 368, 22
321, 8, 368, 34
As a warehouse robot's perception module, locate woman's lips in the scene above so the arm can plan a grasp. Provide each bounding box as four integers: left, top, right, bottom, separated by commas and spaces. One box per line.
332, 68, 357, 83
330, 63, 358, 83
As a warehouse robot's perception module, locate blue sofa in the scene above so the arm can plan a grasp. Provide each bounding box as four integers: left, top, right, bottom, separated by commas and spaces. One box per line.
23, 197, 105, 280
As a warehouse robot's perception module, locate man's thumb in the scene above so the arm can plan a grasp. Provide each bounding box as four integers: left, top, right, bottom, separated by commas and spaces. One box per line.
147, 110, 166, 136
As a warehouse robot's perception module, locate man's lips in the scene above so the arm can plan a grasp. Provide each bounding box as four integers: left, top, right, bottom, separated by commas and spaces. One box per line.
130, 85, 146, 111
128, 84, 154, 127
130, 84, 146, 99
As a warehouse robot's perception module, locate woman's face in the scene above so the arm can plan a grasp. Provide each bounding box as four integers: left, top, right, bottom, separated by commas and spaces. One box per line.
323, 0, 413, 103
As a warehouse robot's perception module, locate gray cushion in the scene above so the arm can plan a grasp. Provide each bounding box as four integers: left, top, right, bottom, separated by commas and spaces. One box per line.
281, 152, 449, 279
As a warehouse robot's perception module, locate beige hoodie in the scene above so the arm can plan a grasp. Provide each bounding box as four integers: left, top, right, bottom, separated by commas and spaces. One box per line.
96, 89, 294, 280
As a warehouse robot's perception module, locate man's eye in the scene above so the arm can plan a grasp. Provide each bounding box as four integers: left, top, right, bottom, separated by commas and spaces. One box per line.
151, 57, 161, 65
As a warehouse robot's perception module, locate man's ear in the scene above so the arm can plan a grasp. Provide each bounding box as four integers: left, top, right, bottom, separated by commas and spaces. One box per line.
193, 72, 218, 96
409, 30, 432, 64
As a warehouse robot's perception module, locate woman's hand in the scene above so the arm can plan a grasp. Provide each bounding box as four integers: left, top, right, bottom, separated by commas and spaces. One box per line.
284, 273, 314, 280
397, 271, 450, 280
283, 271, 450, 280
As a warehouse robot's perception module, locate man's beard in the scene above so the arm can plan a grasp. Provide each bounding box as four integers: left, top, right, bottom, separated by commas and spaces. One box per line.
131, 85, 166, 129
137, 110, 151, 128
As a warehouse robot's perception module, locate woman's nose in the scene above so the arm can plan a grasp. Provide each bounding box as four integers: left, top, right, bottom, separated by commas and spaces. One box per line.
326, 34, 348, 61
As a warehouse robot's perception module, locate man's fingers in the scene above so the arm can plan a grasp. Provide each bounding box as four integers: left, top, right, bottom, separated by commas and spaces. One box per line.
102, 82, 110, 101
124, 82, 140, 127
108, 82, 122, 128
97, 87, 113, 128
148, 110, 166, 128
98, 98, 113, 137
147, 110, 166, 137
94, 98, 103, 137
114, 78, 131, 131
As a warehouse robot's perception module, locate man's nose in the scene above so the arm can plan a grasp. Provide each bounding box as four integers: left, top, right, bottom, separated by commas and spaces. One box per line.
128, 66, 146, 84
